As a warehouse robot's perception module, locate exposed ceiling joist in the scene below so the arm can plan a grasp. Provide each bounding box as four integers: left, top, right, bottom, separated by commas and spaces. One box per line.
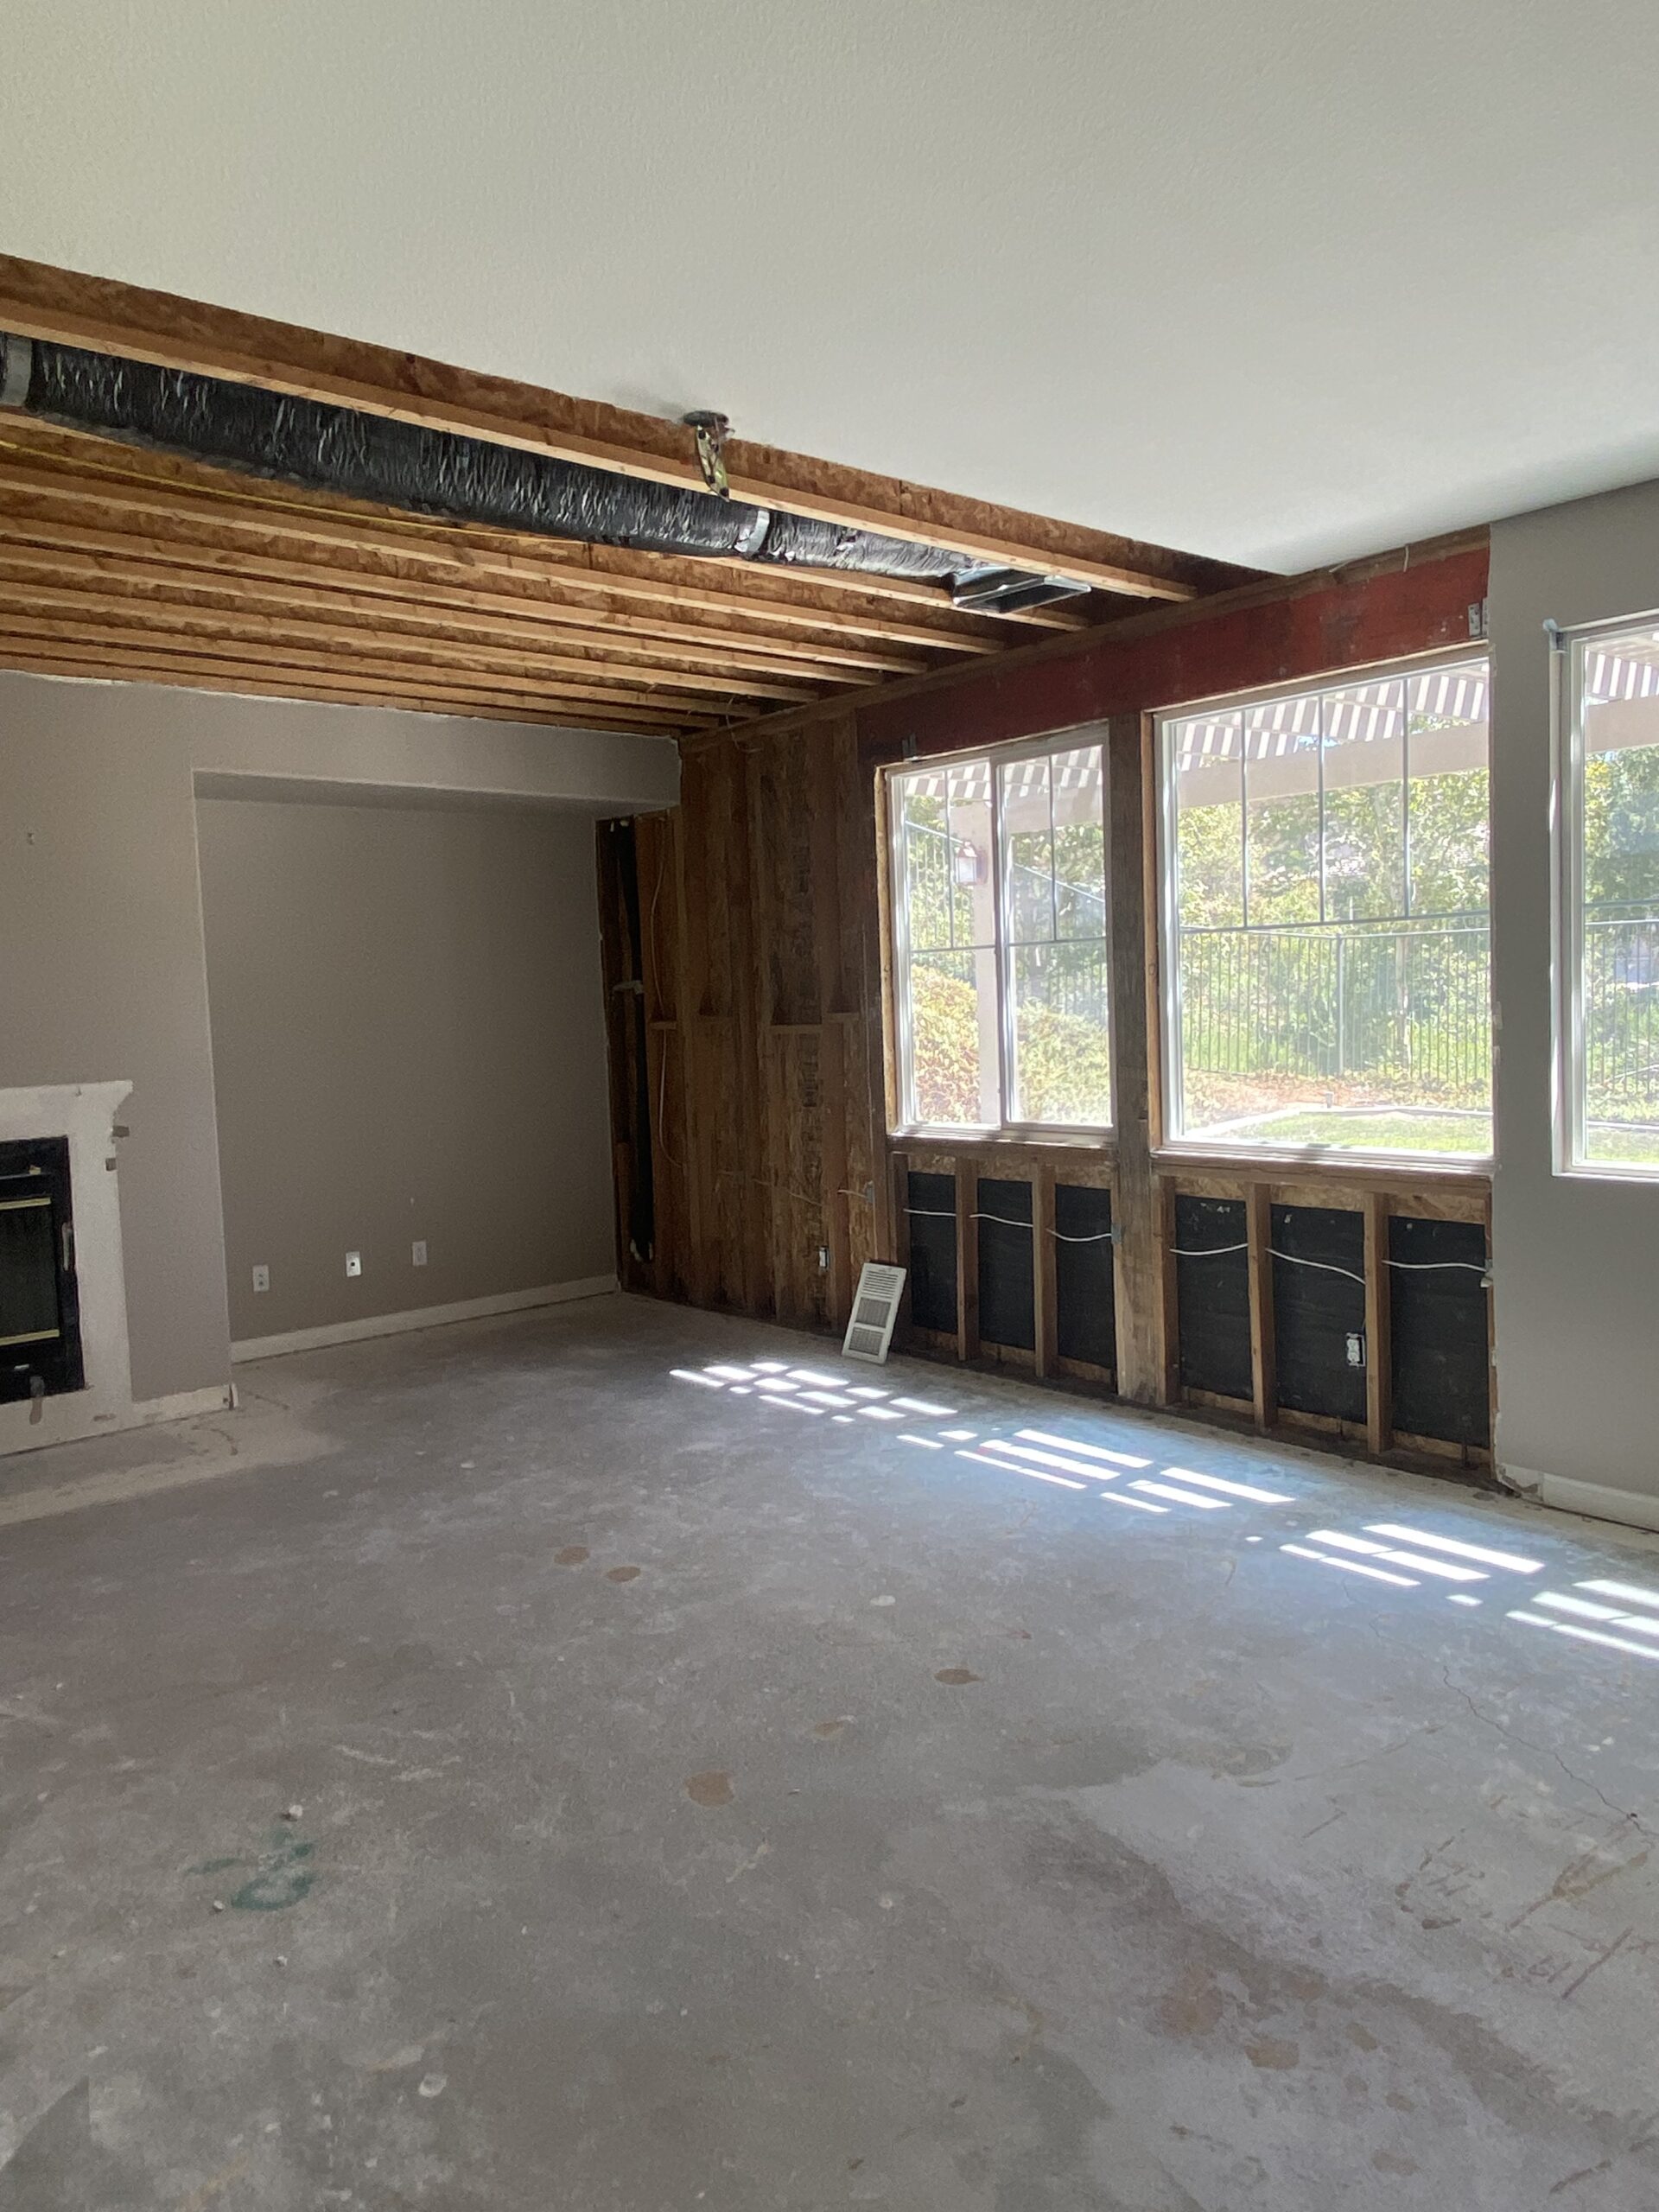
0, 253, 1202, 603
0, 432, 1026, 657
0, 474, 944, 679
0, 571, 835, 708
0, 641, 685, 731
0, 524, 912, 683
0, 259, 1247, 734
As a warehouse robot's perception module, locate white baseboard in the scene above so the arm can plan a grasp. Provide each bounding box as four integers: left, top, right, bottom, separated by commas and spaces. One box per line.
231, 1275, 618, 1363
1502, 1464, 1659, 1535
0, 1381, 233, 1461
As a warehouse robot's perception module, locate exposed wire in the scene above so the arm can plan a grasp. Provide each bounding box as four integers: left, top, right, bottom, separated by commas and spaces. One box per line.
887, 1224, 1496, 1283
1170, 1242, 1487, 1283
1384, 1257, 1491, 1273
718, 1168, 823, 1212
905, 1205, 1116, 1244
1270, 1251, 1366, 1287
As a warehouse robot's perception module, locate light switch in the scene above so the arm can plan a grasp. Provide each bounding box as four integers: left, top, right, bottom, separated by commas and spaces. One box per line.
251, 1264, 270, 1294
411, 1240, 428, 1267
346, 1250, 363, 1278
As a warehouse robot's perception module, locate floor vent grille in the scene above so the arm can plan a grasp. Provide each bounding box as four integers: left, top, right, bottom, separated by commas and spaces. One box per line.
842, 1262, 907, 1363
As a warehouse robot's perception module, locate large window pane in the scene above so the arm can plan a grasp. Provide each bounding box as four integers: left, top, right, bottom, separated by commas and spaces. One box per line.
1052, 745, 1109, 940
1172, 712, 1244, 929
1009, 943, 1111, 1124
908, 948, 998, 1128
1575, 629, 1659, 1168
891, 740, 1109, 1134
1323, 678, 1404, 920
948, 758, 995, 952
1166, 659, 1491, 1158
1243, 694, 1321, 926
1000, 753, 1055, 943
1408, 663, 1490, 917
899, 772, 951, 950
1004, 744, 1109, 1126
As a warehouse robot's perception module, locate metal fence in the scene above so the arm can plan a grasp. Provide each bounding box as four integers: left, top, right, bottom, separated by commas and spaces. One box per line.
1586, 903, 1659, 1121
1179, 916, 1491, 1100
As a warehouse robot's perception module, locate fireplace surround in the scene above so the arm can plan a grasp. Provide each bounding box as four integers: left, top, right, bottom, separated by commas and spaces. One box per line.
0, 1131, 84, 1407
0, 1082, 232, 1458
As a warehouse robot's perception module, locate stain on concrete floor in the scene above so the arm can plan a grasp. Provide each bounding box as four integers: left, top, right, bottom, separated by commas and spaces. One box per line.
1, 1293, 1658, 2207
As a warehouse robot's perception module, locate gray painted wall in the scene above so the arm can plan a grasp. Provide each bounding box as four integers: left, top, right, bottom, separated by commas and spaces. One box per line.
1489, 478, 1659, 1509
0, 671, 677, 1401
198, 796, 614, 1342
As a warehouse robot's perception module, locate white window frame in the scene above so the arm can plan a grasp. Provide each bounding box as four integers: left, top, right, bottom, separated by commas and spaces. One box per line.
1154, 647, 1494, 1167
1554, 607, 1659, 1180
884, 726, 1114, 1141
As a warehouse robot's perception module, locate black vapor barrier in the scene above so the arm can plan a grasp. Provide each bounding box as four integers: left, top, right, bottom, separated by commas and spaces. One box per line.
1389, 1215, 1490, 1448
1174, 1195, 1252, 1402
906, 1173, 958, 1336
0, 332, 972, 586
976, 1178, 1035, 1352
1054, 1183, 1116, 1370
1271, 1205, 1366, 1425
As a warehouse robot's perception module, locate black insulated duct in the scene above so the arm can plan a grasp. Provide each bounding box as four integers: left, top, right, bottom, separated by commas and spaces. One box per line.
0, 331, 1088, 611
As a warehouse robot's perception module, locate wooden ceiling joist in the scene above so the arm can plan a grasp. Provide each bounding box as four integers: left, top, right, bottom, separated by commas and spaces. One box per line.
0, 601, 726, 719
0, 431, 1020, 659
0, 254, 1202, 602
0, 644, 679, 732
0, 576, 818, 711
0, 257, 1248, 733
0, 491, 939, 683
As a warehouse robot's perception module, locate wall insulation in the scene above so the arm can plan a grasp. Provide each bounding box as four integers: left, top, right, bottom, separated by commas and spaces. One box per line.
1174, 1197, 1252, 1402
906, 1173, 958, 1336
1270, 1205, 1367, 1426
1389, 1216, 1491, 1448
976, 1178, 1035, 1351
1054, 1183, 1116, 1371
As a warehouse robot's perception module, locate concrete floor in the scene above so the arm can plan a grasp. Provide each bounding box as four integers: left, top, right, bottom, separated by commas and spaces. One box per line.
1, 1295, 1658, 2209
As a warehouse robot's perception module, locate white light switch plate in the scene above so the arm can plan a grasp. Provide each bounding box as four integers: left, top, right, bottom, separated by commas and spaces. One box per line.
346, 1250, 362, 1278
251, 1264, 270, 1294
411, 1240, 428, 1267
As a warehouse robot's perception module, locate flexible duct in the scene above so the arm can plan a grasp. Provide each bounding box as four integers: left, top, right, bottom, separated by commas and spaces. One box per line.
0, 331, 998, 591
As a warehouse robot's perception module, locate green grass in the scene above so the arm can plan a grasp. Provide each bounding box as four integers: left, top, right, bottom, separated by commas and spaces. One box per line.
1192, 1107, 1493, 1157
1191, 1109, 1659, 1166
1581, 1123, 1659, 1167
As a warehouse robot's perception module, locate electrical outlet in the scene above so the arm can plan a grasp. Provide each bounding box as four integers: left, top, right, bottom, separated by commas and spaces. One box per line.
346, 1250, 363, 1279
251, 1264, 270, 1294
1345, 1330, 1366, 1369
817, 1244, 831, 1272
411, 1239, 428, 1267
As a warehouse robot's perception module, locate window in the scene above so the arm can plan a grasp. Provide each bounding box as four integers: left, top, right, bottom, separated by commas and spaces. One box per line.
1160, 657, 1491, 1158
1561, 619, 1659, 1173
888, 738, 1109, 1131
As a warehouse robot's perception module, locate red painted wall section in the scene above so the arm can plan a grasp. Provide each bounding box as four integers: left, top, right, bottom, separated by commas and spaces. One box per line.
858, 540, 1490, 760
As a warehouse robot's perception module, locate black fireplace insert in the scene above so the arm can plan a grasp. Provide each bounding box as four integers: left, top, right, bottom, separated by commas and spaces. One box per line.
0, 1136, 85, 1405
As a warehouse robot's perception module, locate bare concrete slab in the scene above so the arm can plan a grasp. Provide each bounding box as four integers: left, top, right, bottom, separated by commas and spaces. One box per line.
1, 1293, 1656, 2209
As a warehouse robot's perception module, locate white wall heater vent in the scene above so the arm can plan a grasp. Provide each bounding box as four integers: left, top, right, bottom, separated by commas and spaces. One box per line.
842, 1262, 906, 1363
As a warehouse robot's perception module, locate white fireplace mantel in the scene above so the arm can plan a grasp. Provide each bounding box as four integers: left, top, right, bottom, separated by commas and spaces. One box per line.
0, 1083, 228, 1459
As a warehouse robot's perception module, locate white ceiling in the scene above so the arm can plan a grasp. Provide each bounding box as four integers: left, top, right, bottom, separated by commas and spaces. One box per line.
6, 1, 1658, 573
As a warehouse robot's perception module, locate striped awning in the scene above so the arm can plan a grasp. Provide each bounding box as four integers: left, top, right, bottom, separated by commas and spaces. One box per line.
1173, 665, 1489, 772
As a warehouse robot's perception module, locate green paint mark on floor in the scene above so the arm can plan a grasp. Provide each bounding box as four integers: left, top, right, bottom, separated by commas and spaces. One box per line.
194, 1834, 317, 1910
